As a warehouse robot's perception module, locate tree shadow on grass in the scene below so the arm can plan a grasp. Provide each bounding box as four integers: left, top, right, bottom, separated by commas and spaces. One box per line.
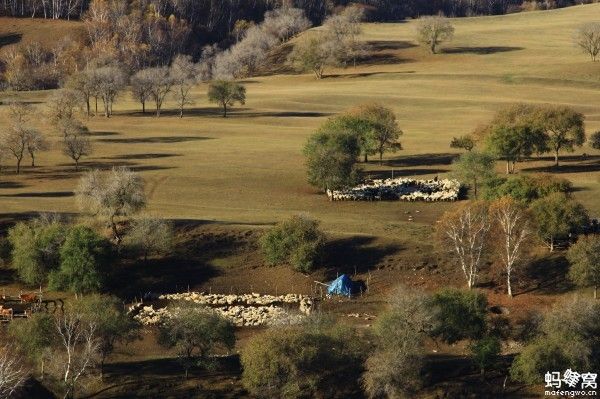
367, 40, 417, 51
0, 191, 73, 198
0, 181, 26, 189
384, 153, 458, 168
89, 131, 120, 137
0, 32, 22, 48
101, 153, 182, 161
322, 235, 403, 280
442, 46, 524, 55
98, 136, 213, 144
517, 254, 573, 296
522, 155, 600, 174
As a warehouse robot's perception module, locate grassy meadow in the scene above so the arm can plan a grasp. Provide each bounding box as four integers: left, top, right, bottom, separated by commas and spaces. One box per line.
1, 5, 600, 239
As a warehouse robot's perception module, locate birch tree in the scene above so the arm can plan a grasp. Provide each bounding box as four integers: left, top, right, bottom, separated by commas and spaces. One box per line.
490, 197, 533, 297
170, 55, 198, 117
437, 201, 491, 289
0, 345, 27, 399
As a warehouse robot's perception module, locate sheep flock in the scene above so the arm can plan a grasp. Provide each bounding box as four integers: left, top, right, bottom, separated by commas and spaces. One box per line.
327, 178, 461, 201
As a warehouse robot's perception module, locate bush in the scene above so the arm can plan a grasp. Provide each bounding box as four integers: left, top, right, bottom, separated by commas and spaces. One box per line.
7, 217, 66, 286
590, 131, 600, 150
470, 336, 501, 376
430, 288, 488, 344
48, 225, 110, 295
483, 173, 572, 203
260, 215, 326, 273
124, 217, 173, 261
567, 234, 600, 299
241, 321, 364, 399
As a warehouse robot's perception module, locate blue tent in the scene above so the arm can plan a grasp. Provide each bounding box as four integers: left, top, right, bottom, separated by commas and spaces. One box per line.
327, 274, 354, 297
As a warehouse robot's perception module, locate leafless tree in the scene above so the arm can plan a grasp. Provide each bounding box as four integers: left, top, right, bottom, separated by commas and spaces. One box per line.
437, 201, 491, 289
575, 22, 600, 62
51, 307, 100, 399
170, 55, 198, 117
26, 130, 50, 167
95, 65, 127, 117
62, 130, 93, 171
76, 167, 146, 244
142, 66, 174, 117
323, 5, 367, 67
130, 69, 154, 114
125, 216, 173, 261
416, 15, 455, 54
0, 345, 28, 398
0, 127, 35, 174
47, 89, 80, 124
490, 197, 533, 297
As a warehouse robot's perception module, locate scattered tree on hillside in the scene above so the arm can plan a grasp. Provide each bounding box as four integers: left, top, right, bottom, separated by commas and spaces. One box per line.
130, 69, 154, 114
511, 297, 600, 384
260, 214, 326, 273
451, 151, 496, 198
7, 216, 65, 286
95, 65, 127, 118
0, 127, 35, 174
490, 197, 533, 297
47, 89, 80, 124
48, 225, 110, 296
8, 313, 55, 380
25, 130, 49, 167
437, 201, 491, 289
0, 345, 27, 399
170, 55, 198, 117
450, 135, 475, 152
482, 104, 547, 173
207, 80, 246, 117
323, 5, 368, 67
415, 16, 454, 54
363, 287, 434, 398
430, 288, 488, 343
589, 130, 600, 150
159, 306, 235, 379
304, 129, 361, 192
567, 235, 600, 299
66, 69, 99, 117
241, 320, 364, 398
144, 66, 174, 117
318, 114, 375, 162
352, 103, 402, 164
288, 33, 337, 79
469, 336, 501, 377
539, 105, 585, 167
530, 193, 589, 251
76, 167, 147, 244
125, 217, 173, 262
62, 124, 93, 171
575, 22, 600, 61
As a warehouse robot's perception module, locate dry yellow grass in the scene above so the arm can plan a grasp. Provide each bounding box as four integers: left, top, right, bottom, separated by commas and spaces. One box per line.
1, 4, 600, 239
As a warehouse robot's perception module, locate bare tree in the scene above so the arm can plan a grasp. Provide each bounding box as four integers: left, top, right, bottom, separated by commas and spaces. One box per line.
208, 80, 246, 117
0, 127, 34, 174
288, 33, 337, 79
130, 69, 154, 114
323, 5, 367, 67
76, 167, 146, 244
0, 345, 28, 399
95, 65, 127, 117
416, 15, 455, 54
575, 22, 600, 62
26, 130, 50, 167
170, 55, 198, 117
62, 130, 92, 171
125, 217, 173, 261
47, 89, 80, 124
52, 307, 100, 399
490, 197, 533, 297
143, 66, 173, 117
437, 201, 491, 289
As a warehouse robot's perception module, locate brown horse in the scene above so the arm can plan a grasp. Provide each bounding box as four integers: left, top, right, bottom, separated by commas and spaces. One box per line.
20, 293, 38, 303
0, 306, 13, 321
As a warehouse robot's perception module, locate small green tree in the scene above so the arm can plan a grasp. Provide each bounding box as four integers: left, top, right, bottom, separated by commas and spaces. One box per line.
72, 294, 138, 378
483, 174, 572, 204
241, 321, 364, 399
48, 225, 110, 296
567, 235, 600, 299
288, 33, 336, 79
351, 103, 402, 164
7, 217, 65, 286
530, 193, 589, 251
451, 151, 496, 199
8, 312, 55, 380
539, 105, 586, 167
469, 336, 501, 377
589, 130, 600, 150
158, 306, 235, 379
430, 288, 488, 344
207, 80, 246, 117
124, 217, 173, 262
318, 114, 375, 162
450, 135, 475, 152
260, 214, 326, 273
304, 129, 361, 192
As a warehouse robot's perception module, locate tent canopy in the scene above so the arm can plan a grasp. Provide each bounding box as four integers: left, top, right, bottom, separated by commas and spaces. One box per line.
327, 274, 354, 297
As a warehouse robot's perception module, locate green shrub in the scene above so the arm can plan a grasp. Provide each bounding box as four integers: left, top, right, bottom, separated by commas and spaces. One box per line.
48, 225, 110, 295
470, 336, 501, 376
241, 321, 364, 399
7, 218, 66, 286
430, 288, 488, 344
260, 215, 326, 273
483, 173, 572, 203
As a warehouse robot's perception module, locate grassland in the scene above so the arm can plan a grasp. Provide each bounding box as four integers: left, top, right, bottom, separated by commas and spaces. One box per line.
1, 6, 600, 397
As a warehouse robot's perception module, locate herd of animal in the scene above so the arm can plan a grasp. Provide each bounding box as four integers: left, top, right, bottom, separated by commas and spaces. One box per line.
326, 178, 462, 201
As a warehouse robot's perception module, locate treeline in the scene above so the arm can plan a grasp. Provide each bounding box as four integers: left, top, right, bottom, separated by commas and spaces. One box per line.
2, 0, 599, 36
